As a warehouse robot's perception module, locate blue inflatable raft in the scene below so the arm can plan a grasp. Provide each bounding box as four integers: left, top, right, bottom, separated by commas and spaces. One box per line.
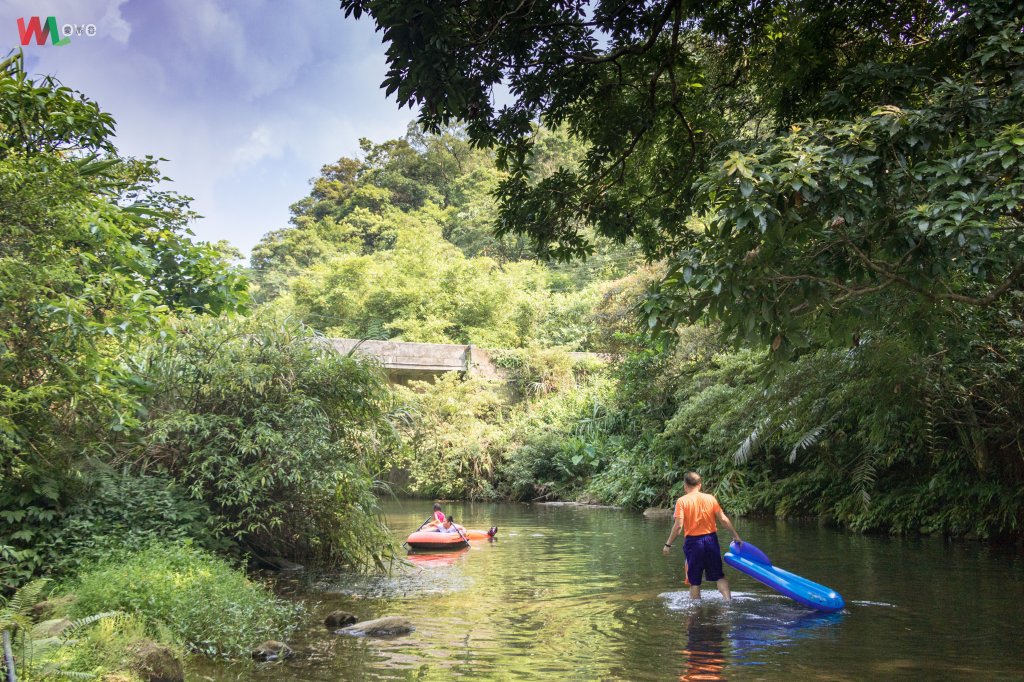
723, 541, 845, 613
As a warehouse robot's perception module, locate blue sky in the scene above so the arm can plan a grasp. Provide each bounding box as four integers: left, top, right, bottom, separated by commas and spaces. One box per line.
2, 0, 415, 257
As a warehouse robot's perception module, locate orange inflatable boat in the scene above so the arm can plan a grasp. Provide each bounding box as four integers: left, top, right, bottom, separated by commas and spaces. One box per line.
405, 525, 497, 551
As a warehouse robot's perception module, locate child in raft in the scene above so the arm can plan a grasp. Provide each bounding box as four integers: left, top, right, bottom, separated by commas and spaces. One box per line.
429, 503, 460, 533
429, 503, 446, 530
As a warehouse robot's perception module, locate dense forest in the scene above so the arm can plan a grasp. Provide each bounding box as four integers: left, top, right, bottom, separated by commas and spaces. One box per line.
1, 0, 1022, 677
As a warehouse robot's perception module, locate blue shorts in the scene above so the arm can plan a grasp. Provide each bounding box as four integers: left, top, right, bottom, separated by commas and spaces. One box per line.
683, 532, 724, 585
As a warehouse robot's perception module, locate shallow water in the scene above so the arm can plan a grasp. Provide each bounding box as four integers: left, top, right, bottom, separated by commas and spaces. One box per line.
193, 499, 1024, 680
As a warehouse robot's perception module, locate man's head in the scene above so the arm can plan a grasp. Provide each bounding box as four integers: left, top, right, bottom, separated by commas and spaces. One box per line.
683, 471, 702, 491
433, 503, 442, 512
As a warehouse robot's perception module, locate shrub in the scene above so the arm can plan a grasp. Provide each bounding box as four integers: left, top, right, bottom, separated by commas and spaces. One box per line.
45, 464, 228, 578
69, 543, 300, 657
138, 313, 396, 569
36, 613, 176, 681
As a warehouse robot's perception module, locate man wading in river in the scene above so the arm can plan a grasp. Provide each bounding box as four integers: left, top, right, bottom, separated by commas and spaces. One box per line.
663, 472, 742, 600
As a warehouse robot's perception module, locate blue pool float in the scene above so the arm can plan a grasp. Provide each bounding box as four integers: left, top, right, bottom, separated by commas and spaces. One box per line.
723, 541, 845, 613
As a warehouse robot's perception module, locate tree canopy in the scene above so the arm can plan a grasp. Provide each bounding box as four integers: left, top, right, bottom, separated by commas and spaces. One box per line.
341, 0, 1023, 353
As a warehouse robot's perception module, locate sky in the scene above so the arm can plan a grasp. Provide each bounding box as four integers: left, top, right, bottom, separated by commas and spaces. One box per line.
1, 0, 415, 257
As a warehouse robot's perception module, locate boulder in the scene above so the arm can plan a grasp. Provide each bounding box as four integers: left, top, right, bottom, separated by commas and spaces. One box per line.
252, 640, 293, 662
324, 610, 358, 628
337, 616, 414, 638
642, 507, 674, 519
31, 618, 72, 638
31, 594, 77, 621
129, 641, 184, 682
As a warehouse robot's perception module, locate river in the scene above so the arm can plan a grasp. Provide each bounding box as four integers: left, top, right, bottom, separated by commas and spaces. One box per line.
193, 499, 1024, 680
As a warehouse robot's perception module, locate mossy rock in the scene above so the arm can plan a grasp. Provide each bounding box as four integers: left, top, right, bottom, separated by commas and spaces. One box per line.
324, 610, 358, 628
129, 640, 184, 682
337, 616, 414, 637
32, 594, 77, 621
252, 640, 293, 662
31, 618, 72, 638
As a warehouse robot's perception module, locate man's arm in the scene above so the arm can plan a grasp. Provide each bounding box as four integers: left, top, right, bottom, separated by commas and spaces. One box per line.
716, 509, 742, 545
663, 517, 683, 555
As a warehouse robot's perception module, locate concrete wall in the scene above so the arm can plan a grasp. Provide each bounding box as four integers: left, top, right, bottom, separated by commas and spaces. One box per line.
328, 338, 611, 383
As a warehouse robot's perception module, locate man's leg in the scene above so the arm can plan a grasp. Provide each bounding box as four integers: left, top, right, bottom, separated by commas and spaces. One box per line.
689, 584, 701, 599
716, 577, 731, 601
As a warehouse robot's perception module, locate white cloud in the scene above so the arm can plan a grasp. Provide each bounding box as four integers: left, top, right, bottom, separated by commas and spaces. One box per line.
100, 0, 131, 43
232, 124, 282, 166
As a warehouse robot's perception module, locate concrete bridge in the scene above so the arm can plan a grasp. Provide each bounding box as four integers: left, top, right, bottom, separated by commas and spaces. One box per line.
328, 338, 605, 382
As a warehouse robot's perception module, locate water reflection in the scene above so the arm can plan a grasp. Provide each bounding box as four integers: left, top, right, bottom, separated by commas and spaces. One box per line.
681, 609, 726, 681
664, 591, 845, 677
728, 607, 844, 663
406, 550, 470, 568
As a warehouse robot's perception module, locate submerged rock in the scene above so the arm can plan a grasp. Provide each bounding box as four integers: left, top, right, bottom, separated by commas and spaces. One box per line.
337, 616, 414, 637
129, 641, 184, 682
252, 640, 293, 662
324, 610, 358, 628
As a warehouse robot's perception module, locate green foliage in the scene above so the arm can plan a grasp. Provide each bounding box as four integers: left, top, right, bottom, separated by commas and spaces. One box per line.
494, 373, 619, 501
339, 0, 1024, 542
0, 51, 247, 452
0, 579, 144, 681
44, 466, 227, 579
656, 6, 1024, 353
69, 543, 300, 658
0, 577, 47, 633
344, 0, 1023, 358
38, 612, 164, 681
287, 207, 555, 345
250, 122, 637, 348
139, 313, 396, 569
493, 347, 579, 399
393, 350, 615, 502
393, 374, 507, 499
584, 317, 1024, 538
0, 52, 246, 588
342, 0, 959, 257
1, 466, 224, 590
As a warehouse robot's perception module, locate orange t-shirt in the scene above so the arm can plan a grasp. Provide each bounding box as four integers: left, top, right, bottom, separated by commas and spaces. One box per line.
673, 491, 721, 536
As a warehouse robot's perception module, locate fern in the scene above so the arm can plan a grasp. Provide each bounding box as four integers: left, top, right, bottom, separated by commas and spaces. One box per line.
0, 578, 50, 635
789, 424, 828, 463
851, 451, 877, 508
60, 612, 119, 640
733, 424, 762, 464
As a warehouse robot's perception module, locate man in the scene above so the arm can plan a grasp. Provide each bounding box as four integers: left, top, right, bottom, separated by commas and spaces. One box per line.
663, 472, 742, 600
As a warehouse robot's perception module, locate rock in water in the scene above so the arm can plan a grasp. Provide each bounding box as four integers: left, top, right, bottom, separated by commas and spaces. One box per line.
337, 616, 414, 637
252, 640, 294, 662
642, 507, 674, 519
130, 641, 184, 682
324, 610, 358, 628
